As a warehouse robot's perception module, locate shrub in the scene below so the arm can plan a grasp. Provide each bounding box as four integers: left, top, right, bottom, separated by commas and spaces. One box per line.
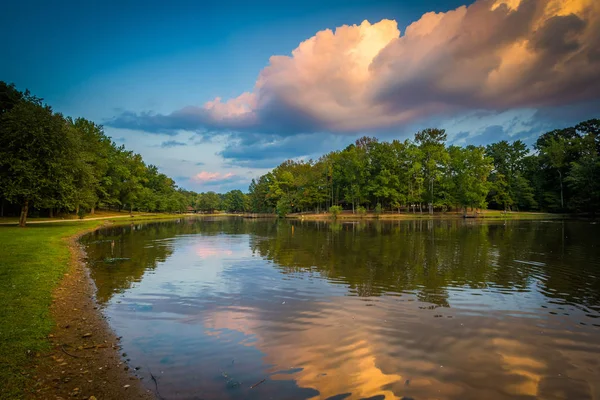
356, 205, 366, 217
374, 203, 383, 217
329, 205, 343, 219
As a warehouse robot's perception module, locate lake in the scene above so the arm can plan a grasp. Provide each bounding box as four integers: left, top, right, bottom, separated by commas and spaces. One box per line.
82, 218, 600, 400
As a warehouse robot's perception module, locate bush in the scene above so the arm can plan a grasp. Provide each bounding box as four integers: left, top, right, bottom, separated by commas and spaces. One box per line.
374, 203, 382, 217
329, 205, 343, 219
77, 208, 86, 219
356, 205, 366, 217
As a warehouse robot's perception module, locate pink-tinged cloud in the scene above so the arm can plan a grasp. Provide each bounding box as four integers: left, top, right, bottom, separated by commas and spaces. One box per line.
191, 171, 235, 183
109, 0, 600, 135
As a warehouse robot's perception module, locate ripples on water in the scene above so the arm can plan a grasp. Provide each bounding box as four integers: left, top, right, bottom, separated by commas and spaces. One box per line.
82, 218, 600, 399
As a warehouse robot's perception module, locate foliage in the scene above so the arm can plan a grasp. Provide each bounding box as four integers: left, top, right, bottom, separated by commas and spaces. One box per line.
356, 205, 366, 216
244, 118, 599, 215
222, 190, 247, 213
329, 205, 343, 218
0, 82, 198, 224
276, 196, 292, 218
1, 81, 598, 219
196, 191, 221, 213
374, 203, 383, 216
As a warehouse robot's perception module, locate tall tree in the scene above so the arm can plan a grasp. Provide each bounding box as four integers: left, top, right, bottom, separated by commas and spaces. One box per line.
0, 99, 76, 226
447, 145, 492, 215
223, 190, 247, 212
415, 128, 448, 214
486, 140, 536, 211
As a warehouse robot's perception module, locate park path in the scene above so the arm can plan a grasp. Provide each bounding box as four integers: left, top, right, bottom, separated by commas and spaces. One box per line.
0, 214, 143, 225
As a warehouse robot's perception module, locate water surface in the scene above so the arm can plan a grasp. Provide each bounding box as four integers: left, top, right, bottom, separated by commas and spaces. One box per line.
83, 218, 600, 399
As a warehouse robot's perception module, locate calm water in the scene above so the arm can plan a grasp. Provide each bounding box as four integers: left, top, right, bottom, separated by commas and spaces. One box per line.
82, 218, 600, 400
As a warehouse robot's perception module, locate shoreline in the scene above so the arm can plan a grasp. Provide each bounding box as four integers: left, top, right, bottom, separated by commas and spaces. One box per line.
29, 223, 154, 400
285, 211, 566, 220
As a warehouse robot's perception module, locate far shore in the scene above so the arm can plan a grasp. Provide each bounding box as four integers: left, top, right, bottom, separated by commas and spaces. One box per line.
284, 210, 566, 220
0, 209, 570, 228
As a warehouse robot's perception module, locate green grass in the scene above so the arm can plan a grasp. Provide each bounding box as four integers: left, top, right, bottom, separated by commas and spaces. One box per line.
0, 222, 102, 399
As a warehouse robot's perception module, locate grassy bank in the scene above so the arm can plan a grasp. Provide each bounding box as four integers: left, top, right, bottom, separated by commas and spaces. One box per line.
0, 222, 102, 398
0, 213, 204, 399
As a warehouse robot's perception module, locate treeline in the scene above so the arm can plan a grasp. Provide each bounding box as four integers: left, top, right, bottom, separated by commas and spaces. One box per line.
0, 82, 194, 226
3, 81, 598, 223
247, 121, 600, 216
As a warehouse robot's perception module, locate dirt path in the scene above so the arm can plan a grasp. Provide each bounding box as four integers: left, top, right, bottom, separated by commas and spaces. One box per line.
0, 215, 137, 225
29, 225, 154, 400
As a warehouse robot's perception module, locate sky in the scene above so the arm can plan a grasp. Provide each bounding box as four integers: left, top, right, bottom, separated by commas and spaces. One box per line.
1, 0, 599, 193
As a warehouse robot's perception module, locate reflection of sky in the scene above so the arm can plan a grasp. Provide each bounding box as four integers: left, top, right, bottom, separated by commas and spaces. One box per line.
111, 234, 249, 301
97, 223, 600, 400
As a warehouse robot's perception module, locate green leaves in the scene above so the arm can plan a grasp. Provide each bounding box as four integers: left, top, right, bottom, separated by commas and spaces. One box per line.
0, 81, 192, 222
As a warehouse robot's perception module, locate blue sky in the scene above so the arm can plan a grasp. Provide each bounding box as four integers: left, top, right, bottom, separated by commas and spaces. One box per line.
2, 0, 599, 192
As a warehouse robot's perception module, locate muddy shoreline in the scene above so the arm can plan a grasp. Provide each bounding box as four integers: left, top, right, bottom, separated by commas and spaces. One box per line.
29, 223, 154, 400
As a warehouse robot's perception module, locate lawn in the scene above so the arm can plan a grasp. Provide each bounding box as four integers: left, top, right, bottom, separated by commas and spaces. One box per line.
0, 222, 103, 399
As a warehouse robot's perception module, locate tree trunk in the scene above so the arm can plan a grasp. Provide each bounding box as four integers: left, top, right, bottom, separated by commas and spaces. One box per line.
430, 180, 434, 215
91, 204, 95, 215
49, 207, 53, 218
19, 200, 29, 227
1, 199, 4, 217
558, 170, 564, 209
130, 204, 133, 216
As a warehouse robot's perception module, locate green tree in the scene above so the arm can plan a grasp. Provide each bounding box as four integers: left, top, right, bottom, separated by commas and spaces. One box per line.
415, 128, 448, 214
276, 195, 292, 218
223, 189, 247, 212
447, 146, 492, 215
486, 140, 536, 211
0, 99, 76, 226
198, 191, 221, 213
565, 134, 600, 213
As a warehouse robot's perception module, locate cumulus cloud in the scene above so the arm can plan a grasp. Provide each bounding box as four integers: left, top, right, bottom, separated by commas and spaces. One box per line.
107, 0, 600, 135
191, 171, 235, 183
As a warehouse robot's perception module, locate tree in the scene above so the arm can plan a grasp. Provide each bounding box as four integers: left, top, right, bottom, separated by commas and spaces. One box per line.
0, 99, 76, 226
565, 134, 600, 213
538, 136, 568, 210
486, 140, 536, 211
198, 191, 221, 213
415, 128, 448, 214
447, 146, 492, 215
248, 175, 272, 213
223, 190, 247, 212
276, 196, 292, 218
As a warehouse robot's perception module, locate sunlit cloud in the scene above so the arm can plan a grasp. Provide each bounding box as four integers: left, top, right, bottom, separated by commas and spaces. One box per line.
107, 0, 600, 136
191, 171, 235, 183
